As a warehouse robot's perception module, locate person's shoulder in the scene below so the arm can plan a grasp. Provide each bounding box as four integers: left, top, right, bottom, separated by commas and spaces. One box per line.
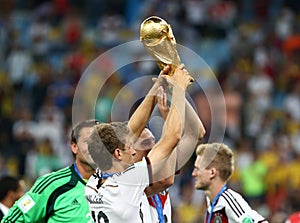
119, 158, 148, 175
133, 157, 148, 167
219, 188, 249, 207
36, 166, 72, 181
30, 166, 73, 193
227, 188, 245, 199
222, 189, 267, 222
221, 188, 244, 199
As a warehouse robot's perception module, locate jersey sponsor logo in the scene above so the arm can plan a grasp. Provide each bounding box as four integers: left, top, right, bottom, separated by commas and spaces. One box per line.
86, 194, 104, 204
18, 195, 35, 213
242, 216, 254, 223
72, 198, 80, 205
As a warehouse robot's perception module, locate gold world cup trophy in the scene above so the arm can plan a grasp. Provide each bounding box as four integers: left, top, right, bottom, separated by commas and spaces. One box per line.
140, 16, 184, 76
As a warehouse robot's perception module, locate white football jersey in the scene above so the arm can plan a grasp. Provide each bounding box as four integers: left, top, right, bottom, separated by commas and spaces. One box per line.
205, 188, 268, 223
140, 193, 154, 223
147, 190, 172, 223
85, 157, 152, 223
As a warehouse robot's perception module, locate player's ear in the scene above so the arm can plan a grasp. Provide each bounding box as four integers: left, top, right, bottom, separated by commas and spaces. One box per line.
71, 142, 78, 154
113, 148, 122, 160
210, 168, 217, 178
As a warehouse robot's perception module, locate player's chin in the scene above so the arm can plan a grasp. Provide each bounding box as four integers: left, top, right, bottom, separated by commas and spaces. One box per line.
194, 182, 204, 190
130, 158, 136, 164
132, 157, 140, 163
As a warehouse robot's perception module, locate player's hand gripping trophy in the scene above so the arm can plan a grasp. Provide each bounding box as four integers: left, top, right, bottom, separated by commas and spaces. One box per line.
140, 16, 194, 82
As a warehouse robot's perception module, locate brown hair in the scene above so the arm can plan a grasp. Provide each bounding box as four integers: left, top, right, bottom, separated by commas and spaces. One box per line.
70, 119, 100, 159
87, 121, 131, 170
0, 176, 21, 201
196, 143, 234, 181
71, 119, 100, 144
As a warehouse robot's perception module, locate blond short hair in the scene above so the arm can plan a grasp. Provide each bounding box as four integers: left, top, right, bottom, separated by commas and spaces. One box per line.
196, 143, 234, 181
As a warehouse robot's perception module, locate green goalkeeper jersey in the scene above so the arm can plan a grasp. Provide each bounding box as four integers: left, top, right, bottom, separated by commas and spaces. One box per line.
1, 164, 93, 223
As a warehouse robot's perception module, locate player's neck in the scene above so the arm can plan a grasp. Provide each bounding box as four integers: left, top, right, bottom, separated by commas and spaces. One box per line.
102, 157, 132, 173
1, 197, 13, 209
75, 160, 95, 180
103, 165, 121, 173
108, 159, 129, 173
207, 182, 226, 203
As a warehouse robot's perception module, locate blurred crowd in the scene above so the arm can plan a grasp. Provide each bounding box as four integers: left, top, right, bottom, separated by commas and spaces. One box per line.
0, 0, 299, 222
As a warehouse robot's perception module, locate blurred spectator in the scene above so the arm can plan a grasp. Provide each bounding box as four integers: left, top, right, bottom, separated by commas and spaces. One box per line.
52, 0, 69, 25
247, 68, 273, 113
0, 175, 25, 220
96, 11, 125, 46
222, 79, 242, 144
25, 138, 62, 181
286, 152, 300, 213
240, 149, 268, 208
34, 96, 65, 157
184, 0, 208, 34
255, 113, 277, 150
0, 107, 14, 158
235, 139, 255, 178
286, 212, 300, 223
12, 108, 37, 176
47, 71, 74, 110
5, 43, 33, 90
283, 82, 300, 122
253, 44, 277, 81
245, 69, 274, 138
30, 62, 54, 114
0, 154, 8, 176
28, 16, 50, 61
209, 0, 237, 28
84, 0, 106, 27
61, 7, 83, 48
275, 8, 294, 40
175, 181, 202, 223
63, 46, 87, 80
282, 32, 300, 58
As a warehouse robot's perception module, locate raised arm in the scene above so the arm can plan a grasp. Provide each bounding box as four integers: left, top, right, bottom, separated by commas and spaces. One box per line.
128, 66, 170, 139
144, 87, 173, 196
145, 90, 205, 195
147, 66, 192, 179
175, 98, 206, 170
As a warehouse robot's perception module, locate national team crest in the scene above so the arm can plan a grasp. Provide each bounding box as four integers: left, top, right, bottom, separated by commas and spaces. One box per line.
214, 215, 222, 223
